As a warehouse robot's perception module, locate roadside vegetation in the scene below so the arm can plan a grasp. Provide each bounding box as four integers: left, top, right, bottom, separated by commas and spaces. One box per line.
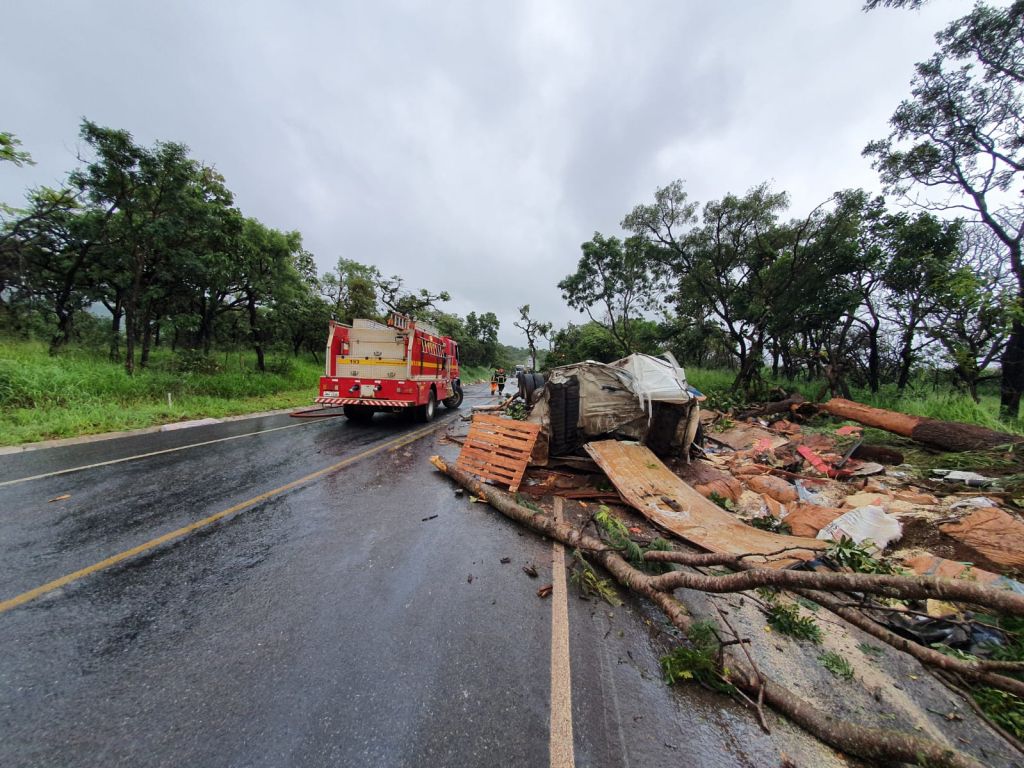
0, 339, 321, 444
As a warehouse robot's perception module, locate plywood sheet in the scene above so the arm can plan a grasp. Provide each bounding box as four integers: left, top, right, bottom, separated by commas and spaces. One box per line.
584, 440, 825, 567
456, 414, 541, 493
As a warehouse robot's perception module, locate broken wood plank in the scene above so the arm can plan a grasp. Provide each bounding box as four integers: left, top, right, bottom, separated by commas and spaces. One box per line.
584, 440, 825, 567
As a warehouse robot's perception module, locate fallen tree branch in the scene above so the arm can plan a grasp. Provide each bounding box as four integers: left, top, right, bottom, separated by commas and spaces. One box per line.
642, 552, 1024, 618
431, 455, 987, 768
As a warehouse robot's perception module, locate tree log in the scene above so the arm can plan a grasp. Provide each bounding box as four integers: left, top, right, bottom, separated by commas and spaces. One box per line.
643, 552, 1024, 617
430, 455, 986, 768
820, 398, 1022, 452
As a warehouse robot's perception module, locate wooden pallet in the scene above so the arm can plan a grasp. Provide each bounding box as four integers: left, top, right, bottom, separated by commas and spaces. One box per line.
455, 413, 541, 493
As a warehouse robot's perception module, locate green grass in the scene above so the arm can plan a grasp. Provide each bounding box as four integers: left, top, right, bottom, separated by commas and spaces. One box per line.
460, 365, 493, 383
0, 340, 324, 445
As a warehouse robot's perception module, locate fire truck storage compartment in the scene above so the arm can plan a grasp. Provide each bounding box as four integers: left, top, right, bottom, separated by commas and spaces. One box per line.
335, 328, 408, 380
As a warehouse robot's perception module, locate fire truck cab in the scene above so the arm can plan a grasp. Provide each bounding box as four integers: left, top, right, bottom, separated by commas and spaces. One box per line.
316, 312, 463, 422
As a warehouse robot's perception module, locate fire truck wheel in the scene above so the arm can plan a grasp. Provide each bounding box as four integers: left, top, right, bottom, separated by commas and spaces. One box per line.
416, 389, 437, 422
442, 385, 463, 409
343, 405, 374, 422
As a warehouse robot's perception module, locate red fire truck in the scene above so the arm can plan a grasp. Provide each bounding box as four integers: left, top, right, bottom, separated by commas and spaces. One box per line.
316, 312, 463, 422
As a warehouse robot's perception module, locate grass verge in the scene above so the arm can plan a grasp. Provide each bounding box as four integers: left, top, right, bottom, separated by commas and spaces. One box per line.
0, 341, 322, 445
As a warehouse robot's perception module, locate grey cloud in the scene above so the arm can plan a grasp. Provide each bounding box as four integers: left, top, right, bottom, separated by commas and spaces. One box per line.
2, 0, 966, 344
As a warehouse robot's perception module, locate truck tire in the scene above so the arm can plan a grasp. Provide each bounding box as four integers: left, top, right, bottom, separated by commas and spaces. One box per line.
517, 371, 535, 403
443, 383, 463, 409
416, 389, 437, 422
343, 404, 374, 423
530, 372, 545, 401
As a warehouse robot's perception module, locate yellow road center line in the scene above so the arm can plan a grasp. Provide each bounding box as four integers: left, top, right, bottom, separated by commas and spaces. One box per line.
550, 497, 576, 768
0, 420, 320, 488
0, 421, 444, 615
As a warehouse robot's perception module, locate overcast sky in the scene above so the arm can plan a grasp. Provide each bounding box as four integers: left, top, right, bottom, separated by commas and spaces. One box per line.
2, 0, 970, 344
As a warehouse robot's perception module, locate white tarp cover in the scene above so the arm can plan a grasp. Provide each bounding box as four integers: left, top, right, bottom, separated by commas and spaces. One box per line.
606, 353, 691, 415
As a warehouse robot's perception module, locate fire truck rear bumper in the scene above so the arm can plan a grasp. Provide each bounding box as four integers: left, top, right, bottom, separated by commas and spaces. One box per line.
315, 397, 411, 407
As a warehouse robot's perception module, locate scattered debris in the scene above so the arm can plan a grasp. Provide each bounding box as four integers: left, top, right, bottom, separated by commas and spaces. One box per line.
433, 379, 1024, 764
851, 443, 904, 465
500, 556, 511, 564
933, 469, 995, 487
47, 493, 70, 503
817, 506, 903, 551
429, 453, 1006, 768
421, 514, 438, 521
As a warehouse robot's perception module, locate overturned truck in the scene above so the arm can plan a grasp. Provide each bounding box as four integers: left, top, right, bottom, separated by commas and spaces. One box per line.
525, 353, 702, 463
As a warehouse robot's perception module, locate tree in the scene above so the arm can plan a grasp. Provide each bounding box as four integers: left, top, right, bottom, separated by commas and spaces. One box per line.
5, 188, 101, 353
0, 132, 33, 168
69, 120, 241, 373
925, 223, 1013, 400
514, 304, 551, 370
321, 258, 380, 324
237, 218, 304, 372
879, 212, 962, 390
465, 311, 500, 366
558, 232, 664, 356
863, 0, 927, 9
376, 274, 450, 317
864, 1, 1024, 417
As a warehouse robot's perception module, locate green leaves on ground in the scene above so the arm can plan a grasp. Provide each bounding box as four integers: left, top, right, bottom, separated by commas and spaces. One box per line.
767, 602, 822, 643
824, 536, 902, 575
818, 651, 854, 680
569, 550, 621, 606
661, 620, 736, 695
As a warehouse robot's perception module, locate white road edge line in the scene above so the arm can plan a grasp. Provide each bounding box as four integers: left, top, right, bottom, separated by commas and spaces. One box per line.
550, 497, 576, 768
0, 420, 319, 488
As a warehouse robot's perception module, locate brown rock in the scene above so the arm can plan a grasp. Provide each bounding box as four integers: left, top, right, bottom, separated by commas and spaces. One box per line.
745, 475, 799, 503
783, 504, 845, 537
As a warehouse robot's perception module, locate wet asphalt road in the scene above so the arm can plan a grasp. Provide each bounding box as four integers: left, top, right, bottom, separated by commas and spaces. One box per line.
0, 384, 791, 767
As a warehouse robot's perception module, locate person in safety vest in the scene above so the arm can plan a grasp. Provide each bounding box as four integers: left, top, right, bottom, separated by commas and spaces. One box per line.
491, 368, 500, 396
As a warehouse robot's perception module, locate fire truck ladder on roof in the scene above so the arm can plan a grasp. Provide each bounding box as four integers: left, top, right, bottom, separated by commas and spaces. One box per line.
388, 312, 411, 330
